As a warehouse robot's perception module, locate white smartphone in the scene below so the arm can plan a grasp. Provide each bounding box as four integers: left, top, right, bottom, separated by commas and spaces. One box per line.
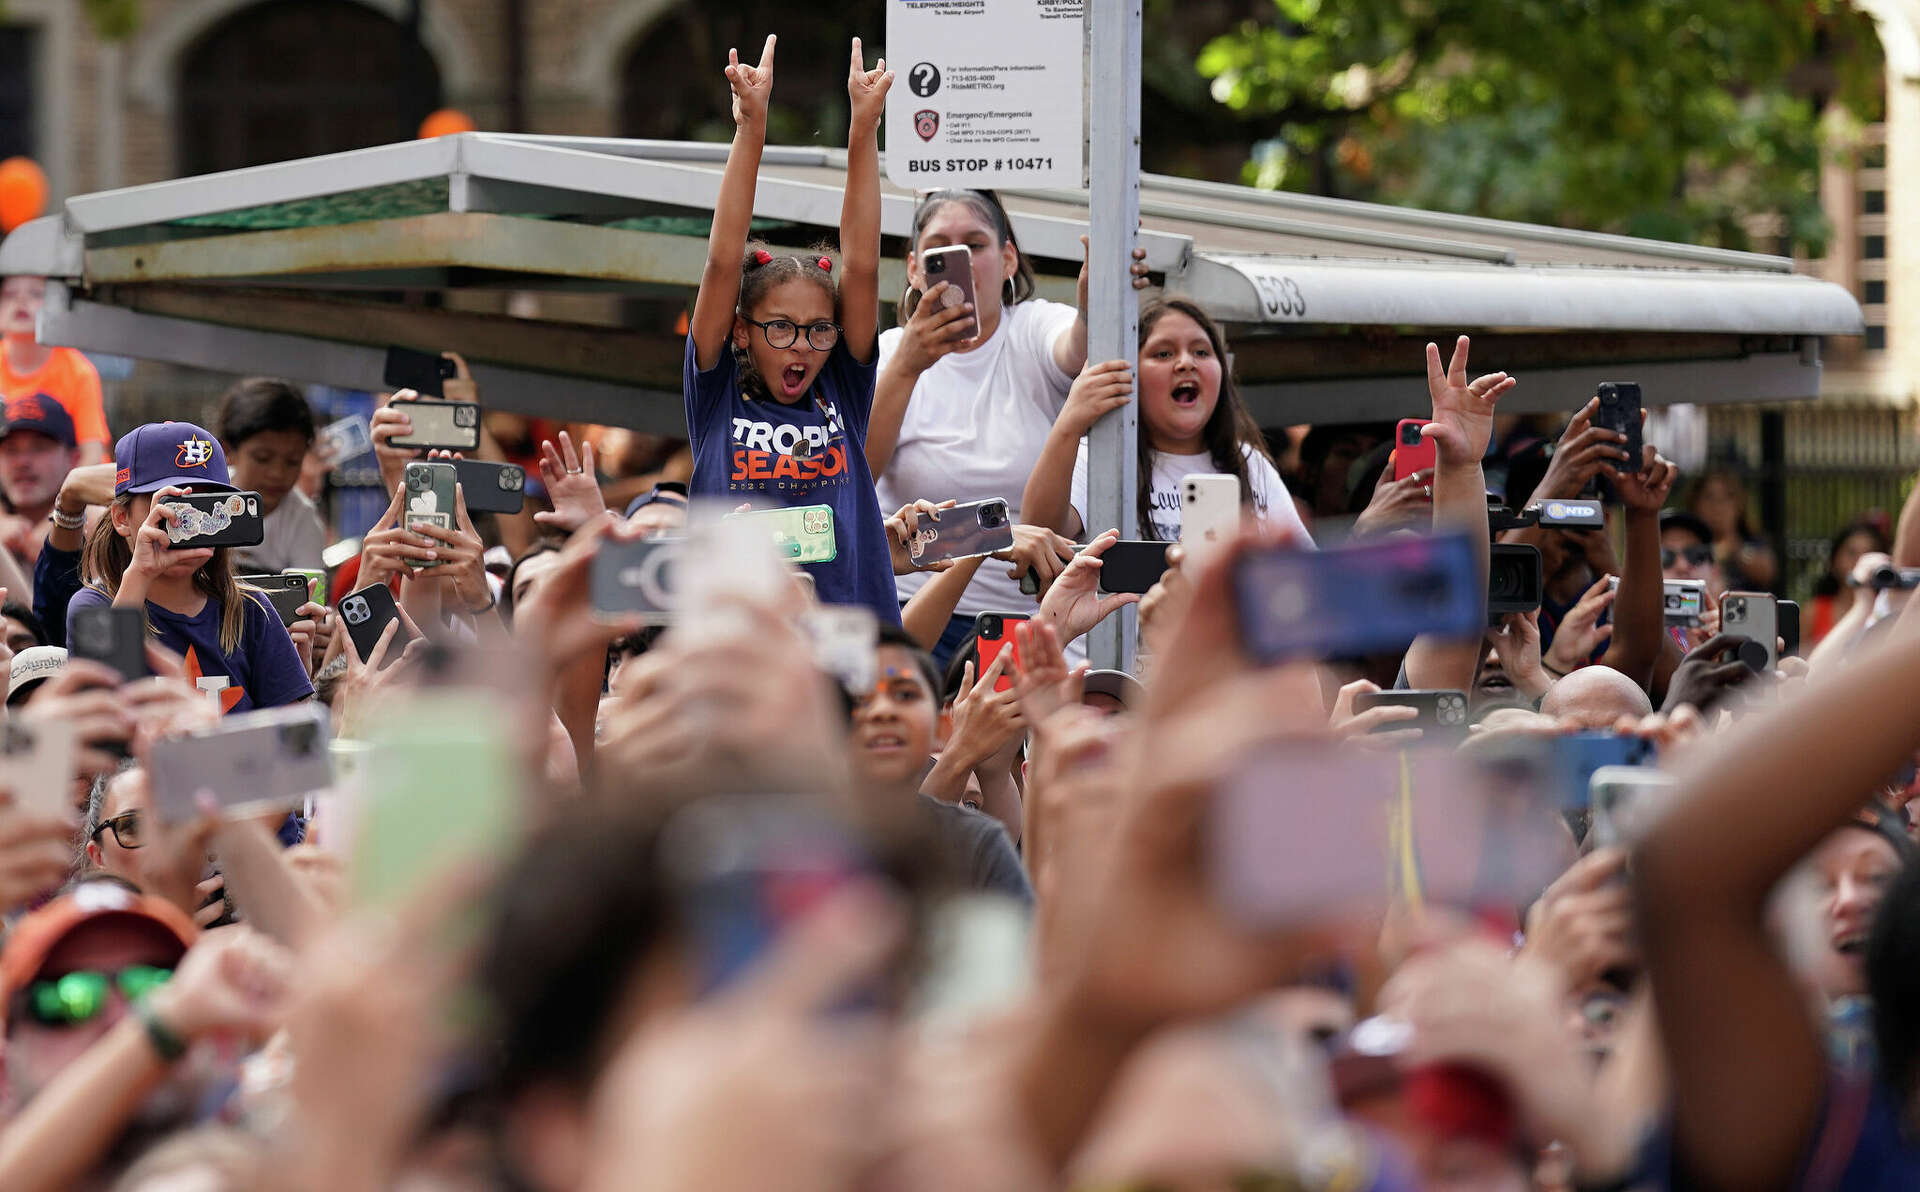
1181, 473, 1241, 560
1722, 591, 1779, 672
800, 606, 879, 697
0, 719, 75, 819
146, 703, 334, 825
1588, 766, 1679, 849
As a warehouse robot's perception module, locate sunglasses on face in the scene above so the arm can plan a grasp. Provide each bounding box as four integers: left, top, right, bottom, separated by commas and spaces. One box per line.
1662, 545, 1714, 569
25, 965, 172, 1027
90, 810, 143, 850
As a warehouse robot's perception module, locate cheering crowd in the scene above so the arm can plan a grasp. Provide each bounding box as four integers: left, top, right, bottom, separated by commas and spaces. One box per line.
0, 30, 1914, 1192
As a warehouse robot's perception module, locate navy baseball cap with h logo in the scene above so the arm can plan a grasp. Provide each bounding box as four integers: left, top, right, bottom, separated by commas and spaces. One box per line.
113, 421, 236, 497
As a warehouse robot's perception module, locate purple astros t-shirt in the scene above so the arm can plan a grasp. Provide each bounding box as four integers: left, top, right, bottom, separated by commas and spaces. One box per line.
67, 587, 314, 713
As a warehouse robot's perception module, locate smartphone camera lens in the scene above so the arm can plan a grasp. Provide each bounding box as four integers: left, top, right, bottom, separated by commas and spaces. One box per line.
978, 504, 1007, 530
980, 615, 1000, 638
1402, 423, 1422, 445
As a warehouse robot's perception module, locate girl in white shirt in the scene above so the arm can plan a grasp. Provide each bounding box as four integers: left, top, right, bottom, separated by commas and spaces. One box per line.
1023, 297, 1313, 548
870, 189, 1146, 664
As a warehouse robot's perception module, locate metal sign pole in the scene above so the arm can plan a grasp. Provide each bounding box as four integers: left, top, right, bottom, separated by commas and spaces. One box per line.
1086, 0, 1143, 672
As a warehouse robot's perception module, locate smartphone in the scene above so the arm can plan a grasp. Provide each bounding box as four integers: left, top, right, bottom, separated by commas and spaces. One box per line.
387, 398, 481, 451
69, 606, 150, 682
1593, 382, 1644, 475
1778, 599, 1801, 658
800, 606, 879, 697
238, 573, 312, 628
146, 702, 333, 825
1588, 766, 1679, 849
339, 583, 416, 666
290, 567, 328, 609
383, 345, 457, 399
1209, 741, 1568, 926
1663, 580, 1706, 627
659, 795, 878, 997
1392, 419, 1437, 482
354, 689, 521, 910
1096, 540, 1173, 595
449, 458, 527, 516
591, 536, 681, 624
0, 719, 75, 819
1234, 532, 1482, 663
160, 492, 265, 550
1181, 473, 1240, 561
910, 498, 1013, 567
974, 610, 1029, 694
1552, 733, 1657, 811
919, 244, 979, 337
1487, 543, 1544, 617
1352, 690, 1470, 744
315, 414, 374, 465
909, 894, 1032, 1027
1721, 591, 1778, 672
1533, 498, 1606, 530
726, 504, 837, 565
402, 461, 458, 569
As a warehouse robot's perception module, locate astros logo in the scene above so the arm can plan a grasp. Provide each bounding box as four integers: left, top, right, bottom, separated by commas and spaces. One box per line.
176, 437, 215, 468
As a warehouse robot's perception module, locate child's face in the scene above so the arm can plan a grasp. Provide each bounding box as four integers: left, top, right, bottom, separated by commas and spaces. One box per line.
226, 428, 310, 514
850, 646, 938, 790
912, 202, 1018, 321
0, 276, 44, 340
1138, 310, 1222, 453
733, 279, 836, 404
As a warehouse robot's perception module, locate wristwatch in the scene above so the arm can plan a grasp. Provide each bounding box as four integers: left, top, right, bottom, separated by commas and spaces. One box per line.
135, 999, 188, 1063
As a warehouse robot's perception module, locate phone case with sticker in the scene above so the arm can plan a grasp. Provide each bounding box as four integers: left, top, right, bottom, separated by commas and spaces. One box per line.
160, 492, 265, 549
726, 504, 837, 565
402, 461, 459, 569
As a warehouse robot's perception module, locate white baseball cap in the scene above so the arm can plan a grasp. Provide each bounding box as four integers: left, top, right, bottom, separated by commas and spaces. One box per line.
7, 646, 66, 706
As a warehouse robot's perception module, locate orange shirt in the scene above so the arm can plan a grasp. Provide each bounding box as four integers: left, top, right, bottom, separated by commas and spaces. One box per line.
0, 343, 110, 448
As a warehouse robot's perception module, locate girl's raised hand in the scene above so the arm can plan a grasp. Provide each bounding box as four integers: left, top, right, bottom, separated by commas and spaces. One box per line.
726, 35, 777, 129
848, 37, 893, 129
1058, 360, 1133, 437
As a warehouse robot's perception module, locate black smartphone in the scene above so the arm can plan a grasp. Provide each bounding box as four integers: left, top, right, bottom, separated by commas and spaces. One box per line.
339, 583, 416, 666
159, 492, 265, 550
387, 399, 482, 452
383, 346, 457, 399
238, 573, 311, 628
1593, 382, 1644, 476
1778, 599, 1801, 659
1487, 543, 1543, 617
1352, 689, 1471, 743
1096, 541, 1173, 595
69, 606, 150, 682
449, 459, 527, 515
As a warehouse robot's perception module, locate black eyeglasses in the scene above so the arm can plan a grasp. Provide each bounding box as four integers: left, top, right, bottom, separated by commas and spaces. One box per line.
91, 810, 143, 850
1662, 545, 1714, 569
744, 318, 841, 351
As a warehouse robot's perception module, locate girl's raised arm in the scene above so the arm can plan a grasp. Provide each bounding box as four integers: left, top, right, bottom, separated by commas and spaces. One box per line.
840, 38, 892, 363
691, 35, 776, 371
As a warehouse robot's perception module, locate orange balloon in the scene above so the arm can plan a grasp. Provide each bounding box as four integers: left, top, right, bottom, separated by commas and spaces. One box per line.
0, 157, 48, 234
417, 109, 477, 139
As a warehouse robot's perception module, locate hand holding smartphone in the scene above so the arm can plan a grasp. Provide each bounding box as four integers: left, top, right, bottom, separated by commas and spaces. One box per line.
919, 245, 979, 341
974, 611, 1029, 693
1392, 419, 1438, 482
1592, 382, 1644, 476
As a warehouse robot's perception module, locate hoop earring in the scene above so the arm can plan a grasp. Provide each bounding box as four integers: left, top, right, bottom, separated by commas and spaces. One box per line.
1003, 278, 1016, 305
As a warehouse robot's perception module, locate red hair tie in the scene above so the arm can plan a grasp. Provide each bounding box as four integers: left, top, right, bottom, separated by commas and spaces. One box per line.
817, 256, 834, 271
752, 250, 773, 266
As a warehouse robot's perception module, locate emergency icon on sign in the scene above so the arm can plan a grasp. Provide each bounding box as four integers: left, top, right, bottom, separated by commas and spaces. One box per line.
915, 110, 940, 142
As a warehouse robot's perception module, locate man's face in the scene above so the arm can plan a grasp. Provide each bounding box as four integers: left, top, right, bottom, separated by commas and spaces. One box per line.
1, 616, 36, 655
1082, 691, 1126, 718
86, 769, 148, 884
849, 646, 938, 790
0, 276, 44, 340
0, 431, 76, 511
628, 499, 688, 539
3, 918, 182, 1108
1662, 528, 1721, 593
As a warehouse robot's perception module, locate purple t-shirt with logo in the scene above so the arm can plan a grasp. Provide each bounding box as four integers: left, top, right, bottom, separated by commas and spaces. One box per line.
67, 587, 313, 713
683, 336, 900, 624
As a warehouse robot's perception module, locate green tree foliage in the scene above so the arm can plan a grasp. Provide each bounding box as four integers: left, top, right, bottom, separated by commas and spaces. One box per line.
1195, 0, 1884, 253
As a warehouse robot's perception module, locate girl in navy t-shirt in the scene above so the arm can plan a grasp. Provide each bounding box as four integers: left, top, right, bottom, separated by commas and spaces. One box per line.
69, 420, 312, 712
682, 35, 901, 623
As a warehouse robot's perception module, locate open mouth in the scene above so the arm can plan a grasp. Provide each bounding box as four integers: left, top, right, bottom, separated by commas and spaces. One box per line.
1170, 378, 1202, 407
781, 364, 809, 398
1834, 931, 1867, 956
861, 732, 907, 753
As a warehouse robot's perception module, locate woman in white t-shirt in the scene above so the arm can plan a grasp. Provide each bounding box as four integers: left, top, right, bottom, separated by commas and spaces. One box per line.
870, 189, 1146, 665
1022, 297, 1313, 548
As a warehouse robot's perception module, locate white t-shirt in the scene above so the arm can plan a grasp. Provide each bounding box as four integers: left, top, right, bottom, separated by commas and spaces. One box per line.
875, 299, 1080, 618
235, 487, 327, 575
1070, 442, 1315, 547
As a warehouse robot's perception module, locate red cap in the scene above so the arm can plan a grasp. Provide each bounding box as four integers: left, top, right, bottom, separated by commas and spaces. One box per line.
0, 882, 199, 1020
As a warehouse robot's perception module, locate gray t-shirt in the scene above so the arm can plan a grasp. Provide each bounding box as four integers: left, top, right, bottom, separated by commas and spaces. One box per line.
918, 795, 1033, 904
235, 488, 326, 576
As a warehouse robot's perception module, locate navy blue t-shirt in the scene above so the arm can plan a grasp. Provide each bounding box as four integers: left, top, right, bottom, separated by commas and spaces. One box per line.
67, 587, 314, 713
684, 336, 901, 624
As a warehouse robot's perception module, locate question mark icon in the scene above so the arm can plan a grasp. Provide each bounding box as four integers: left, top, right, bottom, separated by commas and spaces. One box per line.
909, 62, 941, 98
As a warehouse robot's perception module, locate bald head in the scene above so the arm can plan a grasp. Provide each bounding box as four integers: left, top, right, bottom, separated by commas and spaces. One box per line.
1539, 665, 1652, 731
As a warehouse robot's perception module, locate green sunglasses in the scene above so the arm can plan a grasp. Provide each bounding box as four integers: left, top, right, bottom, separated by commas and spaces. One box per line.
25, 965, 173, 1027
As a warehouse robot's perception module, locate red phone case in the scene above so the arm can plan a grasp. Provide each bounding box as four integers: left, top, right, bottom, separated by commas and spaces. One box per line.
1393, 419, 1437, 482
975, 613, 1029, 694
